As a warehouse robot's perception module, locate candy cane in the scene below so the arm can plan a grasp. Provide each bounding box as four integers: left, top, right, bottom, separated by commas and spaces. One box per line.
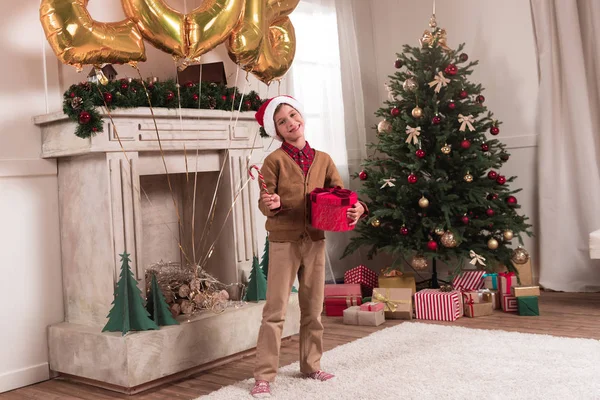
248, 165, 269, 194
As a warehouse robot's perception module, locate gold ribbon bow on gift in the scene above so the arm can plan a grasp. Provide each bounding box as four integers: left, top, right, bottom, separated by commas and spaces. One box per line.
405, 126, 421, 145
380, 178, 396, 189
373, 292, 399, 312
458, 114, 476, 132
469, 250, 486, 267
428, 71, 450, 93
419, 28, 450, 51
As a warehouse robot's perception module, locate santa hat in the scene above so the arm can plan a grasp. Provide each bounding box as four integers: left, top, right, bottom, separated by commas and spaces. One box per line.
255, 95, 304, 140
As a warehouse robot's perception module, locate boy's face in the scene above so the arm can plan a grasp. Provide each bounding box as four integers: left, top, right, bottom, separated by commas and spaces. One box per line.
274, 104, 304, 142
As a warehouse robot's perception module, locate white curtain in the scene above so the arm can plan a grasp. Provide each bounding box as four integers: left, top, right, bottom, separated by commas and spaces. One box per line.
530, 0, 600, 292
288, 0, 367, 280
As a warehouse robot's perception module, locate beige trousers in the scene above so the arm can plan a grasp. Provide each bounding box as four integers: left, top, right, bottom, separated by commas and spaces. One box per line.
254, 237, 326, 382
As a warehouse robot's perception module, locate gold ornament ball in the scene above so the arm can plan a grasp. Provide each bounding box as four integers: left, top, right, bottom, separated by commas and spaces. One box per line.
503, 229, 514, 241
434, 227, 445, 236
464, 173, 474, 183
441, 144, 451, 154
377, 120, 392, 134
411, 106, 423, 119
371, 219, 381, 228
403, 78, 417, 92
511, 246, 530, 264
411, 255, 428, 271
418, 196, 429, 208
487, 238, 499, 250
440, 231, 458, 248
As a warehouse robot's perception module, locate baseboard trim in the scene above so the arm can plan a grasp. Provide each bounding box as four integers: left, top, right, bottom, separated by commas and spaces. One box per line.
0, 159, 57, 178
0, 363, 50, 393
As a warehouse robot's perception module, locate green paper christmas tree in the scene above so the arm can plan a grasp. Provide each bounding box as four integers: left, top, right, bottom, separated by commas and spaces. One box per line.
245, 256, 267, 302
103, 252, 159, 335
146, 274, 179, 326
260, 236, 270, 280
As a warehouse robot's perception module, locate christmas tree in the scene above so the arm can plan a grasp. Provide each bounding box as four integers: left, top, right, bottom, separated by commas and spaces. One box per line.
103, 252, 159, 335
344, 15, 532, 277
146, 274, 179, 327
245, 256, 267, 302
260, 236, 270, 280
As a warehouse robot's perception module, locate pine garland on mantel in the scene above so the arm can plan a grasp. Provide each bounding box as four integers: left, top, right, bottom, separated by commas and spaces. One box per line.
62, 79, 266, 139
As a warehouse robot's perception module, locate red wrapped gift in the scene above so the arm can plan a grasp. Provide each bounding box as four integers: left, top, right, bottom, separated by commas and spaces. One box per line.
502, 295, 518, 312
324, 296, 362, 316
498, 272, 517, 297
414, 289, 463, 321
344, 265, 378, 297
310, 187, 358, 232
324, 283, 361, 297
452, 270, 485, 291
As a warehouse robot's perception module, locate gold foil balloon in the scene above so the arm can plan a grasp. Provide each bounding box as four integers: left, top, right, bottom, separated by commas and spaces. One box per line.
40, 0, 146, 70
411, 255, 428, 271
511, 246, 530, 264
227, 0, 300, 84
440, 231, 457, 248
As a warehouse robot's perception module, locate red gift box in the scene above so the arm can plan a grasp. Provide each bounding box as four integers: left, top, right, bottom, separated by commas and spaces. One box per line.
452, 270, 485, 291
502, 295, 518, 312
414, 289, 463, 321
324, 283, 362, 297
324, 296, 362, 316
310, 187, 358, 232
344, 265, 378, 297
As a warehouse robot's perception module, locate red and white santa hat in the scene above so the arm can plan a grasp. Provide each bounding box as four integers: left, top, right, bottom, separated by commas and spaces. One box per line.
255, 95, 304, 140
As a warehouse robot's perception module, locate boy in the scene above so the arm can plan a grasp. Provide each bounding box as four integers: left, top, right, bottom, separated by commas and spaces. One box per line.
251, 95, 365, 397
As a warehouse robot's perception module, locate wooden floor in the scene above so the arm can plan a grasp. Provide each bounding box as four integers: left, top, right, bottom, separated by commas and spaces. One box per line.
3, 292, 599, 400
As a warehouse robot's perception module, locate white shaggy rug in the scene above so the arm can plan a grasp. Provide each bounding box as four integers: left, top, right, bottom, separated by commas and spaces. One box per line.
199, 322, 600, 400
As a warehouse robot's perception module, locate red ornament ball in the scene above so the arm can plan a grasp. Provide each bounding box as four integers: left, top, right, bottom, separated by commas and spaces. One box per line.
103, 92, 113, 103
427, 240, 438, 251
476, 95, 485, 104
461, 215, 470, 225
481, 143, 489, 151
358, 170, 368, 180
221, 95, 227, 101
496, 175, 506, 185
121, 83, 128, 90
487, 193, 499, 200
486, 208, 495, 217
459, 89, 468, 99
391, 107, 400, 117
432, 115, 442, 125
193, 94, 199, 101
148, 84, 155, 90
490, 126, 500, 135
459, 53, 469, 62
444, 64, 458, 76
488, 170, 498, 180
166, 91, 175, 101
415, 149, 426, 158
92, 127, 98, 132
185, 81, 194, 88
394, 59, 403, 69
400, 226, 409, 235
244, 100, 251, 109
500, 153, 510, 161
460, 139, 471, 149
408, 174, 418, 184
506, 196, 518, 205
70, 92, 75, 98
230, 94, 235, 100
448, 101, 456, 110
78, 111, 91, 125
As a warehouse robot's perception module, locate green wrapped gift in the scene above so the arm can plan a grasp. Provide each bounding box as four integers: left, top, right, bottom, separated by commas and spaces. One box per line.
517, 296, 539, 316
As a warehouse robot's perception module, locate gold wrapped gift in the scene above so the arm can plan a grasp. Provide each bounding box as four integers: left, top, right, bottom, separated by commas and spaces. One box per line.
511, 286, 540, 297
378, 271, 416, 294
372, 287, 413, 320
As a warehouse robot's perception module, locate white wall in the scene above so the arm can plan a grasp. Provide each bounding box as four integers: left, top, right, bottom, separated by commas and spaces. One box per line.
351, 0, 540, 280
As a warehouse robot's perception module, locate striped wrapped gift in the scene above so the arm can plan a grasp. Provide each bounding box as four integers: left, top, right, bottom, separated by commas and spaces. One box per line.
414, 289, 463, 321
452, 270, 486, 291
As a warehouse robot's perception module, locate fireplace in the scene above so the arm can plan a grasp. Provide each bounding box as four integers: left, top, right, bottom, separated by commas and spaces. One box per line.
33, 108, 300, 392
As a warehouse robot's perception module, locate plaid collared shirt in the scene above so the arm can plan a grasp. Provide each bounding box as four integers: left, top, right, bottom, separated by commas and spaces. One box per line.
280, 141, 315, 176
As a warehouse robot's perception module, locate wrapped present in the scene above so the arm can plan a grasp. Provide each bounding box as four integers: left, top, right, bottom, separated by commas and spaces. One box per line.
464, 299, 494, 318
452, 270, 485, 291
324, 295, 362, 316
501, 295, 518, 312
324, 283, 361, 297
343, 306, 360, 325
360, 301, 385, 312
358, 309, 385, 326
344, 265, 378, 297
310, 187, 358, 232
462, 290, 492, 304
511, 286, 541, 297
483, 273, 498, 290
517, 296, 540, 316
498, 259, 534, 286
498, 272, 517, 297
378, 270, 417, 294
481, 289, 500, 310
372, 287, 413, 320
414, 289, 463, 321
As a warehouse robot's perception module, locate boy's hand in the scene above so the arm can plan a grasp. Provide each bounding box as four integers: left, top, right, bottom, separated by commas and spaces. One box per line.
347, 202, 365, 226
261, 193, 281, 210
